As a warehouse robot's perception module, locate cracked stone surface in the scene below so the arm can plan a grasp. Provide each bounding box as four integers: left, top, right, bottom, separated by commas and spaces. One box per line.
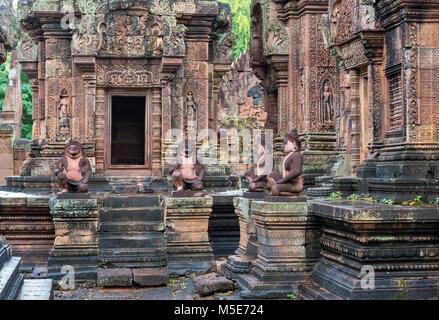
54, 276, 239, 300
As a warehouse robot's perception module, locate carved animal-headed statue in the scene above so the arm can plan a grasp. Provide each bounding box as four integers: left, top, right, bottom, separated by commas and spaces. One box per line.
55, 140, 92, 193
267, 129, 304, 196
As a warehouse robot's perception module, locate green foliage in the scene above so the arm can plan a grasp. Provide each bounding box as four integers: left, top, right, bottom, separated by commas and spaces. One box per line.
380, 198, 394, 205
413, 195, 423, 204
21, 71, 32, 139
221, 0, 251, 60
287, 293, 298, 300
218, 115, 263, 131
0, 52, 11, 112
347, 194, 359, 201
363, 196, 377, 203
328, 191, 343, 200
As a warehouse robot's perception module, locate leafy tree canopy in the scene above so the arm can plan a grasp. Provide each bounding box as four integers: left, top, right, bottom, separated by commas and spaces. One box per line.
221, 0, 251, 60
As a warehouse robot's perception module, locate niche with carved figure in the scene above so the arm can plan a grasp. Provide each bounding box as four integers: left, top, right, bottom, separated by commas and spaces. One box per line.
319, 79, 335, 129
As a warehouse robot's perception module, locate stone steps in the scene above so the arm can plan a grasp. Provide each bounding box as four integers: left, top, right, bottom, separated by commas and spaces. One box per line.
99, 221, 164, 233
298, 282, 342, 300
0, 243, 11, 270
0, 244, 53, 300
307, 176, 335, 197
103, 196, 160, 209
0, 256, 23, 300
101, 207, 162, 222
99, 233, 165, 249
17, 279, 53, 300
99, 195, 167, 273
306, 187, 333, 198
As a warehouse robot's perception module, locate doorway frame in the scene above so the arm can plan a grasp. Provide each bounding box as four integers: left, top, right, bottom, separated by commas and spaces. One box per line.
104, 89, 152, 176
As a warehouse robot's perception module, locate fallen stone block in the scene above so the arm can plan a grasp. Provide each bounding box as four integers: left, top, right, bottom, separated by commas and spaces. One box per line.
193, 273, 234, 296
132, 267, 169, 287
98, 268, 133, 287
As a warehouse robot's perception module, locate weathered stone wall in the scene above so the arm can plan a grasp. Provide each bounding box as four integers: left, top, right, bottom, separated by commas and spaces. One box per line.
0, 125, 14, 185
316, 0, 439, 201
216, 50, 266, 129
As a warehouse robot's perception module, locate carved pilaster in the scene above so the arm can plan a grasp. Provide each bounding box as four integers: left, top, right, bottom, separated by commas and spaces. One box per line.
30, 79, 40, 140
152, 87, 162, 176
267, 55, 289, 135
368, 63, 384, 150
349, 69, 361, 174
94, 87, 105, 175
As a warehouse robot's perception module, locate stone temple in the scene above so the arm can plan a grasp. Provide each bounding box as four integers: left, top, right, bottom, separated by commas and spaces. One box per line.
0, 0, 439, 300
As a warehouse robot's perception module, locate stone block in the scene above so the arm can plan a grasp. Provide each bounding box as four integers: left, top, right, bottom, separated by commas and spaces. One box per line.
242, 191, 266, 199
98, 268, 133, 287
264, 195, 307, 202
56, 192, 91, 199
193, 273, 234, 296
132, 267, 169, 287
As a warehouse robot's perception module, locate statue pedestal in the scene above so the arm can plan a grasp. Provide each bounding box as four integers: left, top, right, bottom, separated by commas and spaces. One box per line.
56, 192, 90, 200
171, 190, 205, 198
310, 200, 439, 299
47, 197, 98, 281
265, 195, 306, 202
235, 199, 320, 299
242, 191, 266, 199
222, 196, 257, 281
163, 196, 214, 276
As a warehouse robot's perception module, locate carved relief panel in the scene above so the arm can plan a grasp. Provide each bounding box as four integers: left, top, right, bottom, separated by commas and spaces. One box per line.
96, 59, 161, 88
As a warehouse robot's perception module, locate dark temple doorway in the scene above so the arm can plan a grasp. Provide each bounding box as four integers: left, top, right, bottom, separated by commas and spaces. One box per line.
111, 96, 146, 166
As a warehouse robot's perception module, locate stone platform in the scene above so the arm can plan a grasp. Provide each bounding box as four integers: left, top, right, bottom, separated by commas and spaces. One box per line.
47, 197, 99, 281
233, 198, 320, 299
310, 199, 439, 300
5, 175, 238, 194
0, 191, 54, 273
163, 196, 215, 276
